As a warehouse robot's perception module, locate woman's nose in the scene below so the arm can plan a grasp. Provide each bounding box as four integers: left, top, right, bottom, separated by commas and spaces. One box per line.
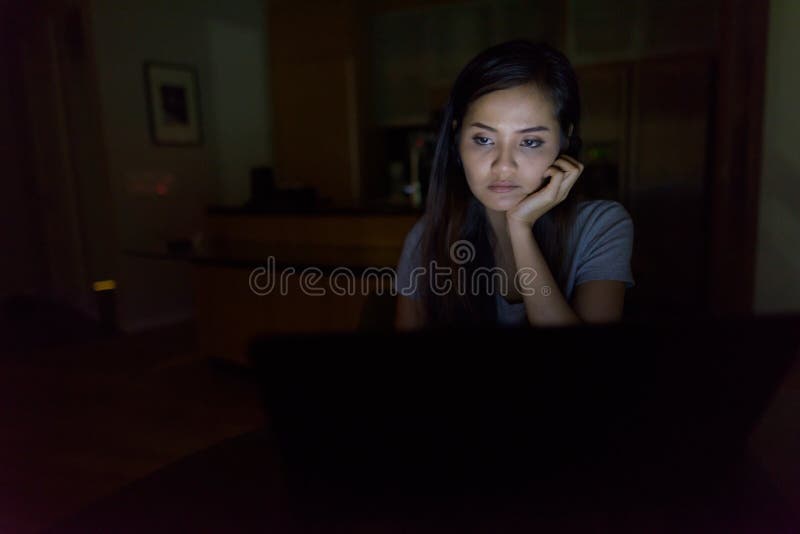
491, 145, 517, 178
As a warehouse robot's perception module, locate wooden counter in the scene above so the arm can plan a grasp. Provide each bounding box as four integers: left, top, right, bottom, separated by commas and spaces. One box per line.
193, 211, 419, 364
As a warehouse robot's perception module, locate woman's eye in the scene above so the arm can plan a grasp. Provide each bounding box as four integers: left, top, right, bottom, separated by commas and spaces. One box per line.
472, 136, 492, 146
521, 139, 543, 148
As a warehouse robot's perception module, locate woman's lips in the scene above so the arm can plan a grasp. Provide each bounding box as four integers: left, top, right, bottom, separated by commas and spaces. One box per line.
488, 184, 520, 193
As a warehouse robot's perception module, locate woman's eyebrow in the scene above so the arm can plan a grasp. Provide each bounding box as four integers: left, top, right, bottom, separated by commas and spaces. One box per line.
469, 122, 550, 133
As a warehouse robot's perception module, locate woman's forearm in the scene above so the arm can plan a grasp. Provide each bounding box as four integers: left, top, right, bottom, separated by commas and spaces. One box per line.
508, 222, 582, 327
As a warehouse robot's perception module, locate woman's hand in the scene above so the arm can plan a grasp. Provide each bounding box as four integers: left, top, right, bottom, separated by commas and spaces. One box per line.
506, 154, 584, 228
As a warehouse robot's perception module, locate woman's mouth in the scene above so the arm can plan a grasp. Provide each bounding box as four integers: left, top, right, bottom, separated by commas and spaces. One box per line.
488, 183, 519, 193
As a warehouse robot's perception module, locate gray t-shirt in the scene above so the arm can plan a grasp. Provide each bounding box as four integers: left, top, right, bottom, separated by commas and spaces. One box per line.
395, 199, 635, 326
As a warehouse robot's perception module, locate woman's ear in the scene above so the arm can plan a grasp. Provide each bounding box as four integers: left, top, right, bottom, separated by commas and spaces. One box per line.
560, 133, 570, 152
560, 123, 574, 152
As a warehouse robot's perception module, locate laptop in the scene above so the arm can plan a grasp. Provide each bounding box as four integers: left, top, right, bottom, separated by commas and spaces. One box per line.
248, 313, 800, 502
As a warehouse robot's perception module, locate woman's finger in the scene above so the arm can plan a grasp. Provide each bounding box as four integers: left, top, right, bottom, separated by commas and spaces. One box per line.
551, 158, 577, 174
554, 156, 583, 178
557, 167, 582, 199
558, 173, 578, 199
546, 168, 565, 187
541, 169, 564, 200
558, 154, 584, 171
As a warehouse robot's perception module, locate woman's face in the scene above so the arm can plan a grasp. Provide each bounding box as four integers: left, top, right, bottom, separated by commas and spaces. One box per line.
458, 84, 562, 213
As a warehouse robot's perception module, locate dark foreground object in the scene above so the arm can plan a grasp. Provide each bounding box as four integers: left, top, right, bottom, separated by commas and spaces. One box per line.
53, 314, 800, 532
50, 427, 798, 533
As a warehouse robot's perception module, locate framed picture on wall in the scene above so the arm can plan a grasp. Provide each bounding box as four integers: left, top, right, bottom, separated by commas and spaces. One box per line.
144, 62, 202, 146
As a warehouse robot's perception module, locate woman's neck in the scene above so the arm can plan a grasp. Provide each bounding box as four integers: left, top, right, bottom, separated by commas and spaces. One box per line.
485, 208, 515, 261
485, 208, 508, 241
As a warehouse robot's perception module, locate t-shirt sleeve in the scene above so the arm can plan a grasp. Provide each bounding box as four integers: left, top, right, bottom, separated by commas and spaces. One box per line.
574, 201, 635, 289
395, 218, 425, 299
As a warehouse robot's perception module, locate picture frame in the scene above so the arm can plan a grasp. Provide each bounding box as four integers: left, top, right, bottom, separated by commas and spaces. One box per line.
144, 62, 202, 146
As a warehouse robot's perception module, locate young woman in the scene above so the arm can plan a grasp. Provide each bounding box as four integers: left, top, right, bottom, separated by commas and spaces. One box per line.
394, 40, 634, 330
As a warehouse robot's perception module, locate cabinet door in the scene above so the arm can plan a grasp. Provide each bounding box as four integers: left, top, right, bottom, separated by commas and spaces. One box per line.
269, 1, 362, 207
627, 55, 715, 319
272, 56, 360, 206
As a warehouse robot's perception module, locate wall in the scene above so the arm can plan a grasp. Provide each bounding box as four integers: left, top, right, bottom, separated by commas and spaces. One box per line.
754, 0, 800, 314
207, 14, 273, 206
90, 0, 271, 330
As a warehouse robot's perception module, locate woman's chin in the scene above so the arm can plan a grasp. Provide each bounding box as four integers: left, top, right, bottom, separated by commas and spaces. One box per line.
480, 197, 520, 212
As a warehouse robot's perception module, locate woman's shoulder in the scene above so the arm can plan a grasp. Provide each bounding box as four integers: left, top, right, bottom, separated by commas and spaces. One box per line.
572, 198, 634, 245
576, 198, 632, 221
404, 215, 427, 243
398, 216, 427, 263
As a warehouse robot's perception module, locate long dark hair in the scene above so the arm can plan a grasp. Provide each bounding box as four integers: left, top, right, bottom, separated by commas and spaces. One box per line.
419, 40, 583, 327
